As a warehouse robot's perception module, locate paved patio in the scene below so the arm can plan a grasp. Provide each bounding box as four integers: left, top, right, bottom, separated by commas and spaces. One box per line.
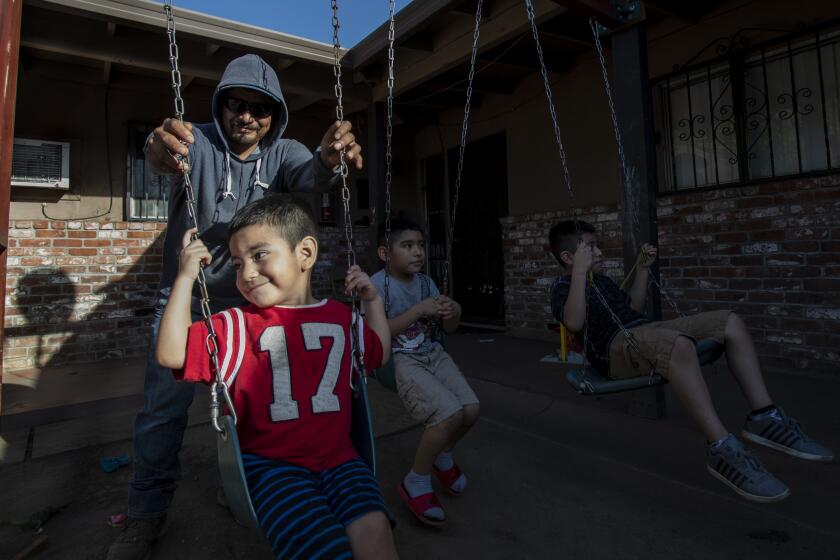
1, 332, 838, 559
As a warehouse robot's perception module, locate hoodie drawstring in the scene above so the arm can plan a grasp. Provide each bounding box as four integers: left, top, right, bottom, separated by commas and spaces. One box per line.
222, 152, 235, 200
253, 158, 270, 191
221, 152, 269, 201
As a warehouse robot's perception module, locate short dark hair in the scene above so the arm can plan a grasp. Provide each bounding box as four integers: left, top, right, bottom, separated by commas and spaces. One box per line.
377, 217, 424, 248
229, 194, 317, 248
548, 220, 597, 262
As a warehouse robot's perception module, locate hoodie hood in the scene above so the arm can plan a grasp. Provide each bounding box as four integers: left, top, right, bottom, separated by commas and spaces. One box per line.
211, 54, 289, 155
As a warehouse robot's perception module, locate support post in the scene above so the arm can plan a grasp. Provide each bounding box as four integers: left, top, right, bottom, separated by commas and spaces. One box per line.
611, 20, 666, 418
0, 0, 23, 416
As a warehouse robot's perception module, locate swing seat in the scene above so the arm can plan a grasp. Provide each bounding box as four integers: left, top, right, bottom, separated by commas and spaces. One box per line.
566, 338, 724, 395
217, 415, 260, 530
350, 375, 378, 476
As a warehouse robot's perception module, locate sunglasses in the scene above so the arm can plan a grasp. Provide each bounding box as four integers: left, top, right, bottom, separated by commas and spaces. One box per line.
223, 96, 274, 119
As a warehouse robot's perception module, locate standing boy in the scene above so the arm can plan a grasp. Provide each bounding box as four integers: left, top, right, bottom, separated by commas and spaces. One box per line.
371, 218, 480, 526
157, 195, 397, 559
550, 220, 832, 503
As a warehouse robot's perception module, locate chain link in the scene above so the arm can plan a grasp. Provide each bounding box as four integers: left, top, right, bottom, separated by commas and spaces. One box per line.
164, 1, 232, 432
589, 18, 682, 319
331, 0, 365, 382
383, 0, 397, 315
524, 0, 648, 372
443, 0, 483, 295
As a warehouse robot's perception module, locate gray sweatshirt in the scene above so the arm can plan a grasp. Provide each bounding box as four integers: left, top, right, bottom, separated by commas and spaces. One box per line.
159, 54, 337, 312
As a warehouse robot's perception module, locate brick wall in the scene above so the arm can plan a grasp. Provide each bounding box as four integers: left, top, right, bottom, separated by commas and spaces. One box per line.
501, 174, 840, 377
3, 221, 373, 372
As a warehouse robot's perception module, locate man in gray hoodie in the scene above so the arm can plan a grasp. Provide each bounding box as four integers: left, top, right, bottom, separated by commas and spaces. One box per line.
107, 54, 363, 560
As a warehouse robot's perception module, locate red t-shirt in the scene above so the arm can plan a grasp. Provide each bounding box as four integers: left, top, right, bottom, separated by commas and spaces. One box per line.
175, 299, 383, 472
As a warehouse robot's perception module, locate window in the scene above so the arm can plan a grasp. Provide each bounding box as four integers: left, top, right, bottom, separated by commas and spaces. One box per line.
126, 124, 168, 221
655, 25, 840, 190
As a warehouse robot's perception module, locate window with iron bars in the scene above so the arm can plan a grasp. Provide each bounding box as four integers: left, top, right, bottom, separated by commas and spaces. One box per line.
654, 24, 840, 191
126, 124, 169, 221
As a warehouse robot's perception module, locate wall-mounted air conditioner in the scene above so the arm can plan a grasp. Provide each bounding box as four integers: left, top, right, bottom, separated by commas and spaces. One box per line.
11, 138, 71, 190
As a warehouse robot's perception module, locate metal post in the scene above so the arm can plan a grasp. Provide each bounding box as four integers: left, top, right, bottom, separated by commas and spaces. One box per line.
0, 0, 23, 416
612, 20, 666, 418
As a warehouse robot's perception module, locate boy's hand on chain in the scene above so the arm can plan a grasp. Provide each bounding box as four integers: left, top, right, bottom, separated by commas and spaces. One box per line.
638, 243, 658, 270
177, 228, 211, 281
344, 265, 381, 303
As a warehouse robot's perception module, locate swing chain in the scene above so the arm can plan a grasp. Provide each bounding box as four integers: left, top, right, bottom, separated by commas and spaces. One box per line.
164, 2, 231, 432
526, 0, 646, 372
590, 18, 682, 319
331, 0, 365, 382
524, 0, 573, 204
383, 0, 397, 315
444, 0, 483, 295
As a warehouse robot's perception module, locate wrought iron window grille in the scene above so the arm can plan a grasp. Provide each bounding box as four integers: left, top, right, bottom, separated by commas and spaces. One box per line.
653, 20, 840, 191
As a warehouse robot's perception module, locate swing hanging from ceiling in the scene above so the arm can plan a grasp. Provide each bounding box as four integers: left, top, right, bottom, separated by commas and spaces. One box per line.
519, 1, 723, 395
161, 0, 375, 530
373, 0, 485, 393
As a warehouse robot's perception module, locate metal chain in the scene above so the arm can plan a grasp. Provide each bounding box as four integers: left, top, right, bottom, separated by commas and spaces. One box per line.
331, 0, 365, 382
525, 0, 646, 369
383, 0, 396, 316
443, 0, 483, 295
164, 2, 233, 433
589, 18, 683, 319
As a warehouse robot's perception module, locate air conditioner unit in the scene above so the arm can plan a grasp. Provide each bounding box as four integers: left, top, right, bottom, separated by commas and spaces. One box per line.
11, 138, 70, 190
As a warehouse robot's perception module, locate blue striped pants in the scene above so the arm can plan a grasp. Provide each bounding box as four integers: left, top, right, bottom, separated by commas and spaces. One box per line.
243, 455, 389, 560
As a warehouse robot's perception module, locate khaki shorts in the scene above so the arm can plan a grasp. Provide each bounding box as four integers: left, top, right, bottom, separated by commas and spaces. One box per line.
393, 344, 480, 427
608, 310, 730, 380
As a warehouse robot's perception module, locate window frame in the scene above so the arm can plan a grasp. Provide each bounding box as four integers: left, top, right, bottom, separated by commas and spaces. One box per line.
653, 20, 840, 193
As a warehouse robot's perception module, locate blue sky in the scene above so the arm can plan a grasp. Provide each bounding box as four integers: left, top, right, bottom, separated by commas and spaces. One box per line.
173, 1, 414, 47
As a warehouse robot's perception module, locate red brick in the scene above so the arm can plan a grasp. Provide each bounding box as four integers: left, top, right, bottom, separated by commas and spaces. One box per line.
68, 248, 98, 256
68, 231, 97, 238
32, 220, 49, 229
54, 239, 83, 247
35, 230, 63, 238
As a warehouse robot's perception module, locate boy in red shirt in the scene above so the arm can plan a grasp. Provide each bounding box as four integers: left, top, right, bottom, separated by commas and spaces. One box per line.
157, 194, 397, 559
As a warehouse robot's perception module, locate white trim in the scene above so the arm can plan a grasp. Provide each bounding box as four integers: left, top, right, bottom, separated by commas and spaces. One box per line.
273, 299, 328, 310
218, 310, 234, 383
225, 307, 247, 388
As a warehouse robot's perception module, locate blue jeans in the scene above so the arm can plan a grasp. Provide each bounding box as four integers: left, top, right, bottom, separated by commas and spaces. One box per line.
127, 297, 197, 519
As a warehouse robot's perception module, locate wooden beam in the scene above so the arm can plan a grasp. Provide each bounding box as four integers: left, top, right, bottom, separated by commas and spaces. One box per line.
348, 0, 457, 69
205, 42, 220, 57
399, 32, 435, 52
103, 60, 111, 84
372, 0, 567, 101
555, 0, 620, 26
644, 0, 715, 21
20, 30, 368, 101
106, 21, 116, 37
275, 58, 296, 72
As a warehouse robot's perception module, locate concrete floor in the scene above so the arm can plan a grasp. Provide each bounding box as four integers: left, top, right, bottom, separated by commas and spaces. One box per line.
1, 332, 838, 559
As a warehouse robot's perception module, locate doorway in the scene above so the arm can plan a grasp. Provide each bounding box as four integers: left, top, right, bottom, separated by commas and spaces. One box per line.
422, 132, 509, 327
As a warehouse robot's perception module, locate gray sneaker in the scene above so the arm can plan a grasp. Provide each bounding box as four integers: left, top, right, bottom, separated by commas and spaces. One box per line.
105, 516, 167, 560
707, 436, 790, 503
742, 407, 834, 462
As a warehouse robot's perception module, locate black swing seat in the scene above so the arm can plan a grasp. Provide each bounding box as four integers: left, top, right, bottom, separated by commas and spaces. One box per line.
566, 338, 724, 396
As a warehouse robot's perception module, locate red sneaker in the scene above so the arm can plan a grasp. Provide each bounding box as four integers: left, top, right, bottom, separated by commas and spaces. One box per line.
433, 463, 465, 496
397, 483, 446, 527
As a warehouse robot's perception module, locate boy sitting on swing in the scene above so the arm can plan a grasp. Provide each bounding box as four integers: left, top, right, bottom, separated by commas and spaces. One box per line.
549, 220, 833, 503
157, 194, 398, 560
371, 218, 480, 526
